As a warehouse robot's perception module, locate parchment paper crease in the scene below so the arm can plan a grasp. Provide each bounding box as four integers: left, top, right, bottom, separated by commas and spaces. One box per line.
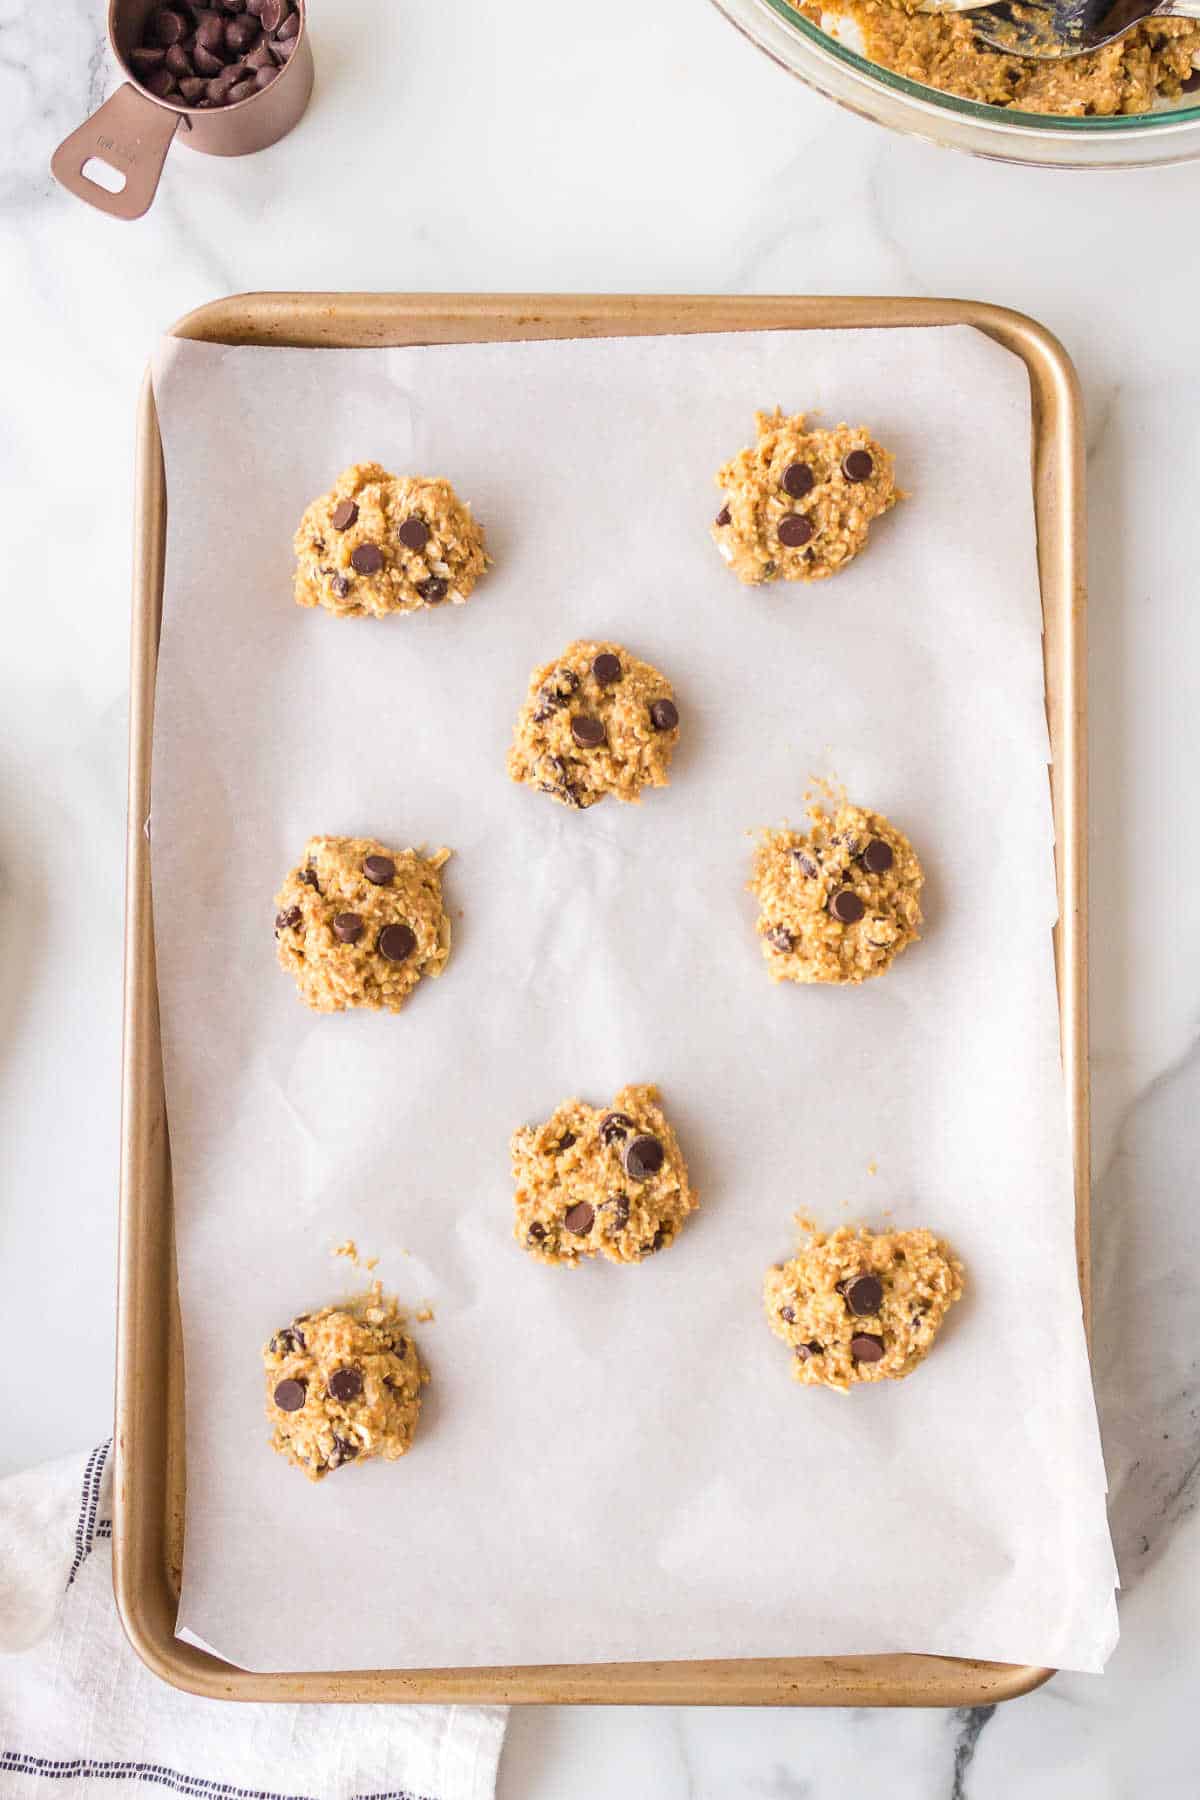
150, 327, 1117, 1674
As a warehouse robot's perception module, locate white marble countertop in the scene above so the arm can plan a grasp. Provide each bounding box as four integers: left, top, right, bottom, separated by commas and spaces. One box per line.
3, 0, 1198, 1791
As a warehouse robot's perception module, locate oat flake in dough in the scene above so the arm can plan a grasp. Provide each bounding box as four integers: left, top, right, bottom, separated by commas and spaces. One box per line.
764, 1224, 965, 1391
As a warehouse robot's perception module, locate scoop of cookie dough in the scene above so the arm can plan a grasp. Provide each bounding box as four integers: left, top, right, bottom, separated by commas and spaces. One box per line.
750, 800, 922, 984
293, 461, 488, 618
512, 1083, 697, 1265
274, 834, 452, 1013
765, 1225, 964, 1391
713, 410, 899, 585
264, 1292, 427, 1480
506, 639, 681, 810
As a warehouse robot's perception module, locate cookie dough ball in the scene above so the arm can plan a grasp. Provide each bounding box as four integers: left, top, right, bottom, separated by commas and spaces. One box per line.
506, 640, 681, 810
765, 1225, 964, 1391
749, 801, 922, 984
512, 1083, 698, 1266
274, 834, 452, 1014
293, 461, 488, 618
264, 1295, 427, 1480
712, 410, 899, 585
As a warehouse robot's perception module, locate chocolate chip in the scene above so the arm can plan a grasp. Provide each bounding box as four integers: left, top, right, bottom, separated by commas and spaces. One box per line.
556, 1131, 577, 1153
850, 1334, 885, 1363
527, 1222, 547, 1241
860, 838, 893, 874
623, 1134, 664, 1181
842, 450, 874, 482
795, 1341, 824, 1360
258, 0, 287, 26
165, 42, 193, 74
649, 698, 678, 732
599, 1112, 634, 1145
397, 517, 429, 551
331, 499, 358, 531
1184, 68, 1200, 92
778, 514, 814, 549
194, 9, 227, 48
564, 1201, 595, 1236
270, 32, 296, 60
144, 66, 177, 95
539, 754, 581, 807
649, 1227, 669, 1252
571, 714, 606, 748
363, 854, 395, 885
152, 9, 189, 45
792, 850, 820, 878
329, 1433, 359, 1466
782, 461, 815, 498
332, 912, 364, 944
225, 76, 257, 101
843, 1274, 884, 1316
299, 865, 320, 889
224, 15, 259, 52
274, 905, 302, 931
602, 1194, 630, 1229
417, 576, 447, 604
246, 35, 277, 66
765, 925, 794, 953
351, 543, 384, 575
329, 573, 350, 598
130, 45, 167, 71
273, 1378, 306, 1411
328, 1366, 363, 1402
779, 1305, 796, 1323
191, 43, 224, 73
715, 506, 731, 527
592, 652, 622, 686
252, 62, 277, 86
829, 889, 865, 924
378, 922, 416, 962
276, 6, 300, 37
178, 75, 208, 100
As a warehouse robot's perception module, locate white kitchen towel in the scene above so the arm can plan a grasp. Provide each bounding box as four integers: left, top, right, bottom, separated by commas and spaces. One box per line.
0, 1444, 507, 1800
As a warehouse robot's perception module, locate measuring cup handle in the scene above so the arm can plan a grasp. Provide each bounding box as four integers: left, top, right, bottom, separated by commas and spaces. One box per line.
51, 83, 182, 221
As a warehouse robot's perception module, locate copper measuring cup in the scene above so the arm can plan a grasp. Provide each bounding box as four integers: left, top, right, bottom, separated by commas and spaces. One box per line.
51, 0, 313, 221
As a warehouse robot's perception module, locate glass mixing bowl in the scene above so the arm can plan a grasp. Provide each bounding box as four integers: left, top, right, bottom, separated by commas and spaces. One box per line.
711, 0, 1200, 165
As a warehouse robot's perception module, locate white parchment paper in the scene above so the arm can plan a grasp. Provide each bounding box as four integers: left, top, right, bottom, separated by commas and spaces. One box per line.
150, 327, 1117, 1674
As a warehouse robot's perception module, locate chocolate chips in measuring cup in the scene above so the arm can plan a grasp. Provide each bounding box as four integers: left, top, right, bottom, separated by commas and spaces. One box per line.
129, 2, 302, 108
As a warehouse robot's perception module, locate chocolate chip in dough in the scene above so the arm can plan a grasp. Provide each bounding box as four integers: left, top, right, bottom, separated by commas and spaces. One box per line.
599, 1112, 633, 1145
528, 1222, 547, 1241
331, 499, 358, 531
329, 1433, 359, 1466
860, 838, 894, 874
299, 865, 320, 889
779, 1305, 796, 1323
623, 1134, 664, 1181
327, 1366, 363, 1402
842, 450, 874, 482
843, 1274, 884, 1316
850, 1334, 885, 1363
795, 1341, 823, 1360
556, 1131, 577, 1153
363, 854, 395, 885
350, 543, 384, 575
778, 514, 814, 549
378, 923, 417, 963
602, 1194, 630, 1229
417, 575, 448, 604
274, 906, 302, 931
571, 714, 606, 748
792, 849, 820, 878
332, 912, 364, 943
715, 506, 731, 527
781, 461, 815, 499
273, 1378, 306, 1411
829, 889, 865, 924
564, 1201, 595, 1236
765, 925, 794, 953
649, 698, 678, 732
328, 572, 350, 599
591, 652, 622, 686
396, 517, 430, 550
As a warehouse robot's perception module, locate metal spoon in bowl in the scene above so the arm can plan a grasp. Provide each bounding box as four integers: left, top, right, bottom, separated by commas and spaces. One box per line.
919, 0, 1200, 59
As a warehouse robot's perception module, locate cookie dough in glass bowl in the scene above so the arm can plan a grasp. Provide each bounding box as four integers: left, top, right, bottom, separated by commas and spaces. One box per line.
710, 0, 1200, 165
